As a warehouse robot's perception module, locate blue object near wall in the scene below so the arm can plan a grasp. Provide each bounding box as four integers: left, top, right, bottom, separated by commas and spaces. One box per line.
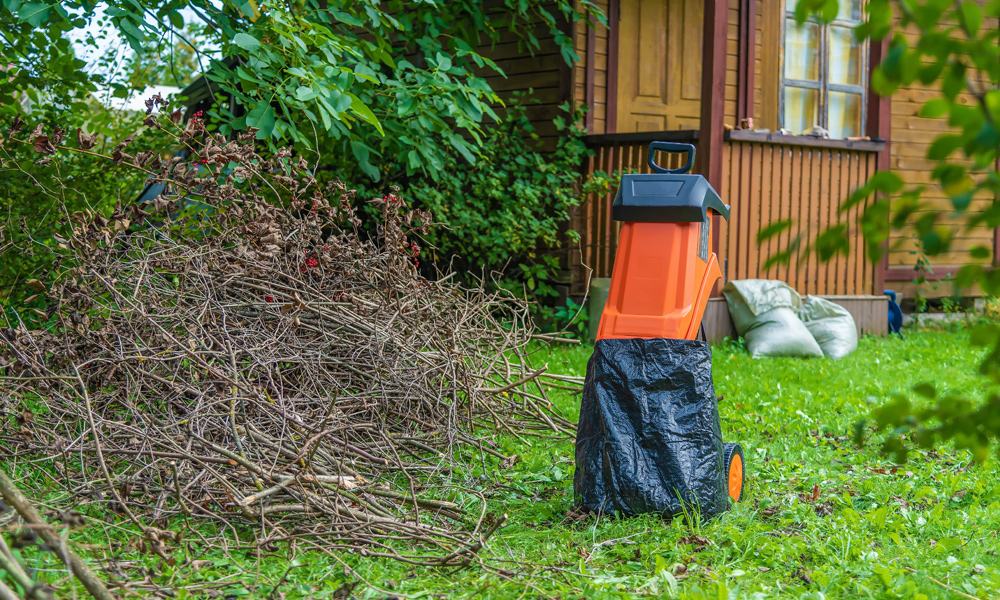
884, 290, 904, 339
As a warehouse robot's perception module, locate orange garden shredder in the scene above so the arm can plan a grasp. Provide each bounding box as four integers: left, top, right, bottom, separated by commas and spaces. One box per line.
574, 142, 746, 518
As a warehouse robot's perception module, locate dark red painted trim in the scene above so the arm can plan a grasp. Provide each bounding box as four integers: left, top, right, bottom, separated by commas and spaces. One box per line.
884, 266, 961, 282
586, 25, 596, 131
701, 0, 727, 294
727, 129, 884, 151
867, 35, 892, 295
583, 129, 699, 146
737, 0, 756, 124
699, 0, 727, 190
607, 0, 620, 133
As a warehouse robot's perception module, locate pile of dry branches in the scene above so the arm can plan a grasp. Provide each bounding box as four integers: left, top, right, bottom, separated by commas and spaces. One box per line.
0, 110, 576, 567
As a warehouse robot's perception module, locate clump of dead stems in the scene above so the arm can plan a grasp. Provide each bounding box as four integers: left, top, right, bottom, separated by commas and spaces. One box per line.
0, 103, 576, 571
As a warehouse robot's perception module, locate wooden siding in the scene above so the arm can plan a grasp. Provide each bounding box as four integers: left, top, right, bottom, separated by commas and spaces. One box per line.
474, 3, 571, 150
717, 140, 879, 295
871, 15, 995, 296
574, 0, 611, 133
887, 27, 994, 286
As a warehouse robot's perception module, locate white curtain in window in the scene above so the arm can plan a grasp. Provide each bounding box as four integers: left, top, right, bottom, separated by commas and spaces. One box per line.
784, 20, 820, 81
784, 87, 819, 135
828, 92, 862, 138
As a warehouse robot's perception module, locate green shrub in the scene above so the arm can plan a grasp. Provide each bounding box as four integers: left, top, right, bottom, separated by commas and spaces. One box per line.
348, 100, 595, 332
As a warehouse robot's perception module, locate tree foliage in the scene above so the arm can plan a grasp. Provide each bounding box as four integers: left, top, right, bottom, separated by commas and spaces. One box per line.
1, 0, 603, 179
1, 0, 605, 313
350, 101, 591, 309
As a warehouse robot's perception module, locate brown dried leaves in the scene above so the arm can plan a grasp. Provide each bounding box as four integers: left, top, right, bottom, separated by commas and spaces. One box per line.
111, 132, 136, 165
76, 128, 98, 150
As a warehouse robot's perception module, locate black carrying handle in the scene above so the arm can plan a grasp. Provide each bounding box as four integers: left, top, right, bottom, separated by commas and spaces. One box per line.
647, 141, 696, 174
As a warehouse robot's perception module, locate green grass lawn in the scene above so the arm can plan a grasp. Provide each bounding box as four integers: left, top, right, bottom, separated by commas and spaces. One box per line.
7, 329, 1000, 599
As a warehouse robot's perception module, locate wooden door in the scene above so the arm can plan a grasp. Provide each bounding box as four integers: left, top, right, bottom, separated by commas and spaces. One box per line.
616, 0, 704, 132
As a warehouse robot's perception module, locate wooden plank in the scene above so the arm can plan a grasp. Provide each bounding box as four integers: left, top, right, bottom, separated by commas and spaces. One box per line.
779, 145, 794, 286
851, 152, 865, 295
785, 146, 800, 291
848, 152, 864, 295
762, 144, 778, 279
583, 151, 595, 277
479, 39, 562, 61
748, 143, 763, 278
884, 237, 997, 253
799, 147, 812, 292
487, 72, 562, 92
761, 143, 773, 281
831, 149, 846, 294
862, 153, 873, 294
483, 53, 564, 77
603, 144, 616, 277
606, 144, 620, 276
583, 148, 592, 277
590, 147, 603, 276
806, 149, 822, 295
720, 143, 733, 283
728, 142, 740, 281
818, 149, 832, 295
730, 142, 742, 280
739, 142, 753, 280
839, 150, 856, 295
868, 33, 892, 297
813, 149, 827, 294
828, 150, 843, 294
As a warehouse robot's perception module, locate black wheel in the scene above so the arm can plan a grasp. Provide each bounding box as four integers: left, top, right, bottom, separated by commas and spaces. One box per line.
696, 320, 707, 342
723, 442, 745, 503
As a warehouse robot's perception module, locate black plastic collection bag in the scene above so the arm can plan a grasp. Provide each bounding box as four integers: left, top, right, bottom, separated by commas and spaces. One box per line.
574, 338, 727, 519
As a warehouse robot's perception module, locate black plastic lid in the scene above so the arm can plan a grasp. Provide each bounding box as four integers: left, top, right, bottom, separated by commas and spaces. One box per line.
610, 142, 731, 223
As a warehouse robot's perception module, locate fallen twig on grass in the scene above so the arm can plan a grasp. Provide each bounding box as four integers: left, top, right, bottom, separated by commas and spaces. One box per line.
0, 470, 114, 600
904, 566, 984, 600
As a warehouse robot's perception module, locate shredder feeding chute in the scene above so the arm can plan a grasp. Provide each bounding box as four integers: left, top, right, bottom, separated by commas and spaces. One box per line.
596, 142, 730, 341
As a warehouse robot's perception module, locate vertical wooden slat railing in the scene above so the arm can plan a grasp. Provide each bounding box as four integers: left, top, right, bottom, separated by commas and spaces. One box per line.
572, 131, 699, 294
572, 130, 885, 297
717, 132, 884, 296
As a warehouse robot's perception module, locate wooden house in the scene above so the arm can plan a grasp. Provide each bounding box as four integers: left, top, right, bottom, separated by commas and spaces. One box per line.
478, 0, 994, 331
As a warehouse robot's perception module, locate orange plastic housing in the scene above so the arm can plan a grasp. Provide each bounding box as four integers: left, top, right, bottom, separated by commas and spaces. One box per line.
596, 217, 721, 341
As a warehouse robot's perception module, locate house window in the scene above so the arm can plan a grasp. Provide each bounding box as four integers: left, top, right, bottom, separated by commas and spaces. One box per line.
782, 0, 867, 138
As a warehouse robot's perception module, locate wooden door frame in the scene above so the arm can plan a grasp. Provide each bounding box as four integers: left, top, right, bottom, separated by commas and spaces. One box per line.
867, 35, 891, 293
608, 0, 620, 133
700, 0, 728, 267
